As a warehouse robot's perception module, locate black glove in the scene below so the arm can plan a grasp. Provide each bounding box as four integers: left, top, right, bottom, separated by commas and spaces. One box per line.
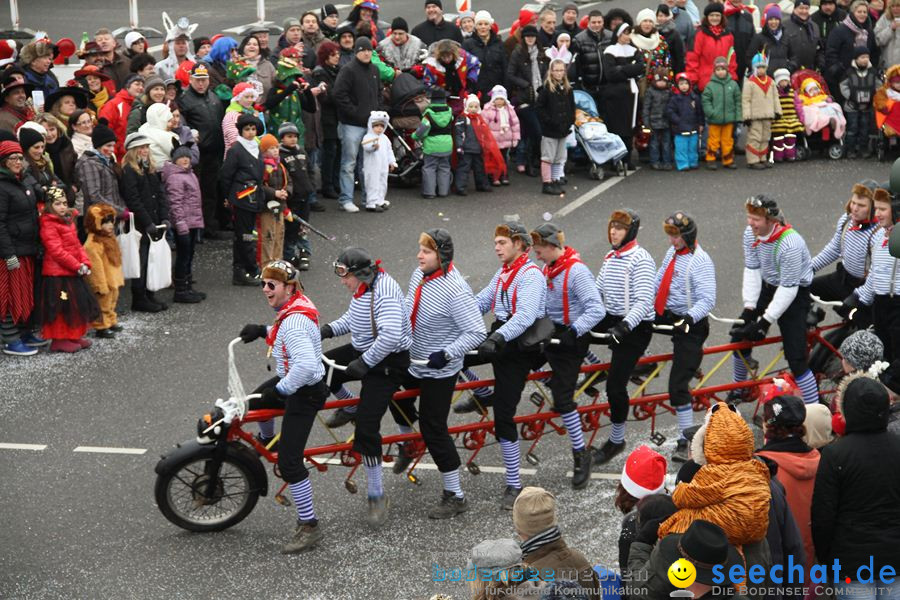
672, 315, 694, 335
240, 324, 268, 343
730, 308, 758, 340
477, 332, 507, 361
835, 294, 859, 321
345, 357, 369, 379
427, 350, 449, 369
635, 517, 666, 546
260, 386, 285, 404
320, 323, 334, 339
557, 326, 578, 347
147, 225, 165, 242
608, 321, 631, 346
740, 317, 771, 342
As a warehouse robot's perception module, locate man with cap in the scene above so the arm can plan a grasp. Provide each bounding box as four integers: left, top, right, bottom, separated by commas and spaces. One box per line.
177, 63, 227, 238
784, 0, 823, 72
378, 17, 426, 71
238, 260, 329, 553
412, 0, 464, 46
278, 17, 304, 58
331, 36, 381, 212
530, 223, 604, 489
470, 222, 546, 509
387, 229, 485, 519
655, 212, 716, 463
573, 11, 613, 105
730, 196, 820, 407
812, 0, 847, 48
319, 247, 412, 527
320, 4, 341, 39
0, 79, 34, 133
558, 4, 583, 36
463, 11, 507, 98
99, 75, 145, 160
512, 487, 601, 600
591, 209, 656, 466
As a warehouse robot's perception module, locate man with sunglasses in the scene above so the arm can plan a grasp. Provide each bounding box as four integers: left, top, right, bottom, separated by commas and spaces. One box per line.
319, 247, 412, 527
654, 212, 716, 463
730, 196, 820, 406
238, 260, 328, 554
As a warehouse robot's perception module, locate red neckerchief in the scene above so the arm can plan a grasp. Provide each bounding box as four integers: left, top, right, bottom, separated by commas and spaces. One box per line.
410, 262, 453, 331
490, 252, 531, 313
708, 24, 724, 36
751, 223, 792, 247
265, 291, 320, 348
606, 239, 638, 260
849, 218, 877, 231
750, 74, 772, 94
544, 247, 583, 325
884, 225, 894, 247
654, 246, 691, 315
353, 260, 386, 299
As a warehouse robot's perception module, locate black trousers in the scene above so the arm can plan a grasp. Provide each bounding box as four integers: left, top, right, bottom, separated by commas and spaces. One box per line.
537, 323, 591, 415
811, 264, 870, 326
132, 234, 150, 293
232, 207, 258, 275
249, 376, 328, 483
324, 343, 409, 457
736, 284, 812, 377
658, 312, 709, 407
596, 315, 653, 424
388, 373, 461, 472
197, 150, 226, 232
872, 295, 900, 364
455, 152, 488, 192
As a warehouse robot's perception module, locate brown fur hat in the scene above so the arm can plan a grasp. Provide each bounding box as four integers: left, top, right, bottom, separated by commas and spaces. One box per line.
85, 202, 117, 235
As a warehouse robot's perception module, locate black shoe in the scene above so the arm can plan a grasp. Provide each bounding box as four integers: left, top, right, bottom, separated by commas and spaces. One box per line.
281, 520, 323, 554
526, 164, 538, 177
146, 292, 168, 311
232, 271, 260, 287
367, 494, 390, 529
571, 447, 592, 490
500, 485, 522, 510
324, 407, 356, 428
559, 176, 568, 185
392, 441, 415, 474
365, 205, 385, 212
321, 188, 339, 200
310, 201, 327, 212
422, 194, 436, 199
672, 438, 689, 463
131, 293, 165, 313
726, 387, 755, 405
95, 328, 116, 339
256, 433, 279, 453
455, 188, 468, 196
428, 490, 469, 519
846, 150, 859, 160
590, 439, 626, 466
453, 394, 493, 415
297, 256, 310, 271
475, 186, 493, 193
173, 278, 204, 303
186, 275, 207, 300
109, 324, 124, 332
542, 182, 559, 195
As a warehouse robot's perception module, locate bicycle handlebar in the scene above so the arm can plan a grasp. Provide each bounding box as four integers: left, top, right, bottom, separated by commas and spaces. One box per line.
810, 294, 842, 308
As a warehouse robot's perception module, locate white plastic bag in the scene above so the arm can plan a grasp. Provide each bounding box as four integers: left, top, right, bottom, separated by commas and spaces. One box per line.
146, 232, 172, 292
117, 212, 141, 280
565, 127, 577, 149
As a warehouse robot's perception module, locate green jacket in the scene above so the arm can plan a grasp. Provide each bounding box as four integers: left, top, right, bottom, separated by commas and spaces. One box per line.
412, 103, 453, 155
702, 75, 742, 124
372, 52, 396, 83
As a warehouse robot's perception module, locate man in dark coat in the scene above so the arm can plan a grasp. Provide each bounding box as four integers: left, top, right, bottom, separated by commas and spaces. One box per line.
811, 375, 900, 595
725, 0, 757, 81
411, 0, 464, 45
557, 4, 583, 36
812, 0, 847, 43
573, 12, 612, 103
784, 0, 823, 72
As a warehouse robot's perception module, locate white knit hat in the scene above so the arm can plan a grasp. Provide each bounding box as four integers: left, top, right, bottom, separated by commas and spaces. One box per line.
124, 31, 146, 48
773, 68, 791, 85
636, 8, 658, 25
490, 84, 508, 101
474, 10, 494, 24
620, 445, 667, 499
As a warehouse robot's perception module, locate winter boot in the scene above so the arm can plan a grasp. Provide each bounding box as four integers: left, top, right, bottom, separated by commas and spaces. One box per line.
146, 291, 169, 310
131, 289, 166, 313
571, 447, 592, 490
173, 277, 204, 303
392, 441, 415, 474
542, 182, 559, 195
233, 269, 260, 287
187, 272, 207, 300
590, 439, 626, 466
281, 520, 323, 554
427, 490, 469, 519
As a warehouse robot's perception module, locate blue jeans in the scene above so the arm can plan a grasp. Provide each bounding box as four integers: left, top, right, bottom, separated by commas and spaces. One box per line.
845, 109, 873, 154
649, 129, 673, 166
674, 132, 699, 170
836, 582, 900, 600
306, 147, 320, 205
338, 123, 367, 206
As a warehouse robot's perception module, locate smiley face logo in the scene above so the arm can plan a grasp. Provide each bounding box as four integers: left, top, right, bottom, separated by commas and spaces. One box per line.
668, 559, 696, 588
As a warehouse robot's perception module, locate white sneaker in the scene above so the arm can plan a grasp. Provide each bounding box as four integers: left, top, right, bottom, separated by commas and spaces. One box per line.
380, 200, 391, 208
340, 202, 360, 213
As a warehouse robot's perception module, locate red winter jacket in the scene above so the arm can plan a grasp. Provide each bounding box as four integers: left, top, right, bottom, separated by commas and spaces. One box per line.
39, 210, 90, 277
686, 25, 738, 91
98, 89, 135, 160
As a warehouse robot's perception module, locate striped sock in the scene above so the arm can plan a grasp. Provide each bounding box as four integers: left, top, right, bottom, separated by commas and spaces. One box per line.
560, 410, 585, 451
460, 368, 492, 398
258, 419, 276, 439
585, 351, 602, 365
398, 424, 413, 435
733, 353, 749, 382
795, 370, 820, 405
363, 455, 384, 498
499, 439, 521, 489
676, 405, 693, 439
289, 478, 316, 522
335, 386, 357, 414
610, 422, 626, 444
441, 468, 464, 498
551, 162, 564, 180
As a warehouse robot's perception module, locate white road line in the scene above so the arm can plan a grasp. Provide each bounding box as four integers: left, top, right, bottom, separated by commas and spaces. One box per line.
555, 169, 637, 218
498, 1, 605, 35
565, 471, 620, 481
73, 446, 147, 455
320, 457, 537, 475
0, 443, 47, 451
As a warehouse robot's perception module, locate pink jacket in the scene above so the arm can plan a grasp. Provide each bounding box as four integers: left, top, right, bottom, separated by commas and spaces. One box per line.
481, 102, 521, 149
162, 161, 204, 235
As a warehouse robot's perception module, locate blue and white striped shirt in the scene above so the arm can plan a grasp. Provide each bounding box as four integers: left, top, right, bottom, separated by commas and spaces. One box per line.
544, 260, 605, 336
328, 271, 413, 367
811, 213, 877, 279
476, 258, 547, 342
271, 313, 326, 396
595, 244, 656, 328
854, 227, 900, 304
406, 266, 486, 379
743, 225, 814, 288
655, 245, 717, 322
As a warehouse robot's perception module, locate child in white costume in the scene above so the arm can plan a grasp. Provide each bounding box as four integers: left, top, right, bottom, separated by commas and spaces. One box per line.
362, 111, 397, 213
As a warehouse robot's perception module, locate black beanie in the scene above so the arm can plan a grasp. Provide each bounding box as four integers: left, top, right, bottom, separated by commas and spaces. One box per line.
236, 112, 262, 132
425, 0, 443, 8
193, 37, 212, 54
704, 2, 725, 16
391, 16, 409, 32
321, 3, 338, 18
522, 25, 539, 37
17, 127, 44, 153
657, 3, 671, 16
91, 118, 117, 149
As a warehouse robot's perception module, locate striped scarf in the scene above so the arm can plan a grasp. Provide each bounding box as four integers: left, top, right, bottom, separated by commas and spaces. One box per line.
520, 526, 562, 556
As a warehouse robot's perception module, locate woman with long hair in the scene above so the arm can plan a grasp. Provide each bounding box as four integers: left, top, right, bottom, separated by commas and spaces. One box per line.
311, 41, 342, 199
505, 26, 547, 176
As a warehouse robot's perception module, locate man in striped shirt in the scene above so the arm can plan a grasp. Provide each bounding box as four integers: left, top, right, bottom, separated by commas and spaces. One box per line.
389, 229, 486, 519
319, 247, 412, 528
730, 196, 819, 406
592, 208, 656, 466
654, 212, 716, 463
472, 222, 547, 510
530, 223, 605, 489
238, 260, 328, 553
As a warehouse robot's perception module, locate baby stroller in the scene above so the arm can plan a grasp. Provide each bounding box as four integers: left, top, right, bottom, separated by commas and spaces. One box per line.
571, 90, 629, 180
791, 69, 845, 160
387, 73, 428, 187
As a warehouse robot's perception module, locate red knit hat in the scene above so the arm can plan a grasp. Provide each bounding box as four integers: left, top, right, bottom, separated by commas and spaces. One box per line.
620, 445, 667, 498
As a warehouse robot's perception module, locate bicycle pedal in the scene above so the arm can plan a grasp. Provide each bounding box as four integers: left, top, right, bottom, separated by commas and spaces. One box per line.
467, 462, 481, 475
407, 473, 421, 485
649, 431, 666, 446
525, 452, 540, 465
344, 480, 358, 494
275, 493, 291, 506
529, 392, 543, 407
